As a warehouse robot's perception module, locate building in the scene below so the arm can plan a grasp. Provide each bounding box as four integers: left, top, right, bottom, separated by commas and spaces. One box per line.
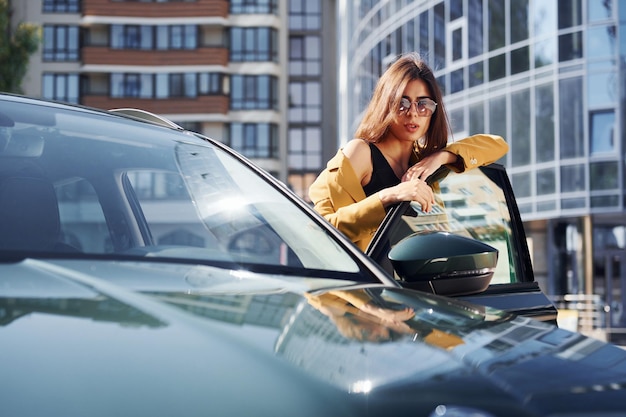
337, 0, 626, 340
12, 0, 336, 198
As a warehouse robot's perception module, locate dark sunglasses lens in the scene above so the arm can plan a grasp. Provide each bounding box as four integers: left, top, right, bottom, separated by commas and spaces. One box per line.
399, 98, 411, 112
418, 100, 435, 114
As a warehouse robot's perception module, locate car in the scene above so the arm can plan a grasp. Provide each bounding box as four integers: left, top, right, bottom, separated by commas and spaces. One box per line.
366, 164, 559, 323
2, 93, 626, 417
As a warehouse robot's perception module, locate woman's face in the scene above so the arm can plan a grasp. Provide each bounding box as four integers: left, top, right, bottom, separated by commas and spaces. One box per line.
387, 78, 434, 145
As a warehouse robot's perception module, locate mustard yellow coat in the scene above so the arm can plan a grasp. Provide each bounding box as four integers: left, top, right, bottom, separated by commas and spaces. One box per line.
308, 134, 508, 251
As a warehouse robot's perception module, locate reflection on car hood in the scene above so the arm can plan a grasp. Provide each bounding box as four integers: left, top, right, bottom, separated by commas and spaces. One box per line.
2, 259, 626, 417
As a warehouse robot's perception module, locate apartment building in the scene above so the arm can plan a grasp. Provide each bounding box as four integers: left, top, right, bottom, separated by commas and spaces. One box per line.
13, 0, 335, 196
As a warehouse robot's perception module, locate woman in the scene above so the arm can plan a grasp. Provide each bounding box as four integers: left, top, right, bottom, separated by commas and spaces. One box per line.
309, 53, 508, 251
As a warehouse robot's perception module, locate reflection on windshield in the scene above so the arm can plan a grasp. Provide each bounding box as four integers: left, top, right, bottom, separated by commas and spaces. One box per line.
0, 96, 361, 276
153, 142, 361, 272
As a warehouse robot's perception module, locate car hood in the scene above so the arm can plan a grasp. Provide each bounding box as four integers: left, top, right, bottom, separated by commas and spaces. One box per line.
2, 258, 626, 417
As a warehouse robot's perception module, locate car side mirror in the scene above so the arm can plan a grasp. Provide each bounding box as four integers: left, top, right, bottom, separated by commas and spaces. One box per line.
388, 231, 498, 296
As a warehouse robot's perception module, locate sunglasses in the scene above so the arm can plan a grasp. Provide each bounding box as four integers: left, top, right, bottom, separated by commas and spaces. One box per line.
398, 97, 437, 117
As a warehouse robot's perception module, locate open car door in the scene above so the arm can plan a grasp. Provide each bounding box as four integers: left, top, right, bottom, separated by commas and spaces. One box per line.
366, 164, 558, 324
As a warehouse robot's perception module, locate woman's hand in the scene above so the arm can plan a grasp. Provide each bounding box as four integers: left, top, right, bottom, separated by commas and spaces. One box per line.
378, 179, 435, 212
402, 150, 456, 182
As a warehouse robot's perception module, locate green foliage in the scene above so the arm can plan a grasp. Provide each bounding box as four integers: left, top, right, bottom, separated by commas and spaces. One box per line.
0, 0, 41, 94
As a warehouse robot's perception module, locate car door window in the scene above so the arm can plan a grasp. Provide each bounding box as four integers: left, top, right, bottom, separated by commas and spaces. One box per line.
370, 167, 520, 285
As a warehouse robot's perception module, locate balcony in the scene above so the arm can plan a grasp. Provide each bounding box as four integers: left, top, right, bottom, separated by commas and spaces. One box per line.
83, 0, 228, 18
82, 46, 229, 67
82, 95, 229, 116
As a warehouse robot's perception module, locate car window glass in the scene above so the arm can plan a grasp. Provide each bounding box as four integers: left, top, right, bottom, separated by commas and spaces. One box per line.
381, 169, 517, 284
56, 178, 110, 253
0, 100, 363, 279
121, 142, 360, 273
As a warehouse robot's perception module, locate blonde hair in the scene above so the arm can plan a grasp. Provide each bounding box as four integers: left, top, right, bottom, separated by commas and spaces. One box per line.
354, 52, 451, 157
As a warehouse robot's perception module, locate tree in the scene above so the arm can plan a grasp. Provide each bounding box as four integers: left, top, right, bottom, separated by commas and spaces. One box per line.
0, 0, 41, 94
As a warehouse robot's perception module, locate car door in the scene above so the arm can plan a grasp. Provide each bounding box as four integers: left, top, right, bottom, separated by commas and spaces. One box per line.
366, 164, 558, 324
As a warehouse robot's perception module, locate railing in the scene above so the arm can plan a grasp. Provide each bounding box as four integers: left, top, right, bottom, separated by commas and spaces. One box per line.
551, 294, 626, 346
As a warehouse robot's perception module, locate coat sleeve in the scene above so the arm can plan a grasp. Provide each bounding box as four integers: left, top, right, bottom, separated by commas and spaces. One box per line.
443, 134, 509, 172
309, 151, 387, 249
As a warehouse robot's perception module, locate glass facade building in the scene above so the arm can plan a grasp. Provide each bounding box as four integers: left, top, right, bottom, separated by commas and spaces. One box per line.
338, 0, 626, 334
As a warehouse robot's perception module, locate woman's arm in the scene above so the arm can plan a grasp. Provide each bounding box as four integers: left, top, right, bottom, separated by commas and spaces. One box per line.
403, 134, 508, 181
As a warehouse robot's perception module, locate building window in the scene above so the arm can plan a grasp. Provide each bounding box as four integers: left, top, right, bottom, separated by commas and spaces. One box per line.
288, 81, 321, 123
450, 69, 464, 94
511, 46, 529, 74
535, 38, 556, 67
111, 25, 151, 50
488, 0, 505, 51
168, 73, 197, 98
590, 110, 616, 154
535, 83, 555, 163
289, 0, 321, 30
469, 101, 484, 133
433, 2, 445, 68
419, 11, 429, 54
110, 25, 196, 50
559, 77, 584, 159
590, 161, 618, 191
110, 0, 196, 2
42, 73, 80, 104
230, 75, 278, 110
110, 73, 224, 98
288, 126, 321, 170
511, 89, 531, 167
230, 27, 278, 62
42, 25, 79, 61
227, 123, 279, 158
288, 172, 318, 202
489, 54, 506, 80
43, 0, 80, 13
587, 25, 617, 60
558, 0, 582, 28
488, 96, 507, 139
588, 0, 614, 22
468, 61, 484, 87
289, 35, 321, 76
230, 0, 278, 15
511, 172, 531, 198
450, 0, 463, 20
559, 32, 583, 61
510, 0, 529, 44
451, 26, 464, 61
560, 164, 586, 192
537, 168, 556, 195
468, 0, 483, 57
588, 71, 617, 107
199, 73, 225, 95
111, 73, 152, 98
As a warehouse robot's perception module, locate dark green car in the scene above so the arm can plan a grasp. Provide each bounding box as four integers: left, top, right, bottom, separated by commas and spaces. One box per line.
2, 93, 625, 417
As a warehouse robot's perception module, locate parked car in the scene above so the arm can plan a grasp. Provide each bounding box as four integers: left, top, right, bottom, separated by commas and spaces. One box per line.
2, 93, 626, 417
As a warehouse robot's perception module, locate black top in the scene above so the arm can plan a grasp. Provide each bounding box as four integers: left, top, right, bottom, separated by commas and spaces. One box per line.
362, 143, 400, 197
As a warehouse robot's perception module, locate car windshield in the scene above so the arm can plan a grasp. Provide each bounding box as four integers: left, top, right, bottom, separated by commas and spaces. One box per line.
0, 98, 363, 278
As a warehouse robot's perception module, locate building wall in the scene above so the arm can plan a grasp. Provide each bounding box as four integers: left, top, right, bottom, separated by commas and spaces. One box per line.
14, 0, 292, 181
